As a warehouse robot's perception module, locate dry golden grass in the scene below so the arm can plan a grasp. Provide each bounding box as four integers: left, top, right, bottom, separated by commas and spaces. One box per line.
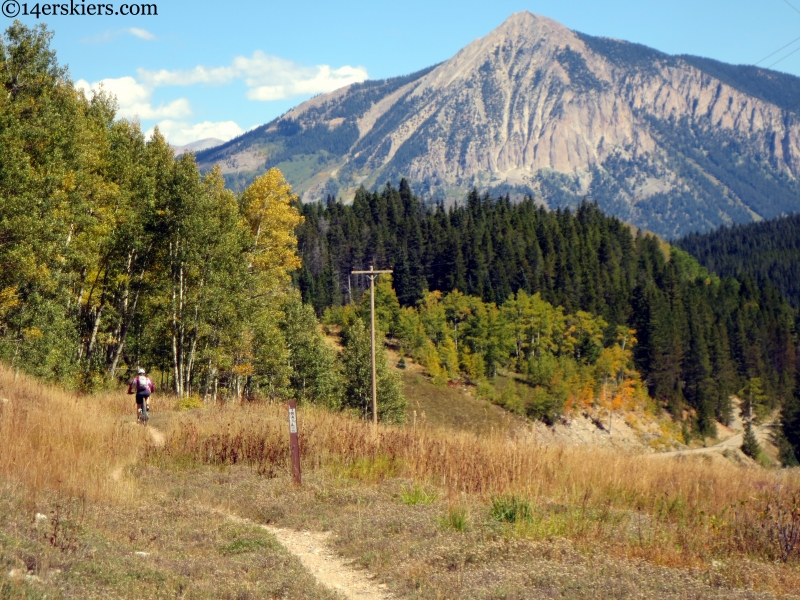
0, 364, 145, 501
5, 363, 800, 596
155, 401, 800, 573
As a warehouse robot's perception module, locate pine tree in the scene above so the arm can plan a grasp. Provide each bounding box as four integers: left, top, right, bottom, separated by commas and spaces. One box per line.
280, 294, 342, 409
781, 375, 800, 465
741, 421, 762, 460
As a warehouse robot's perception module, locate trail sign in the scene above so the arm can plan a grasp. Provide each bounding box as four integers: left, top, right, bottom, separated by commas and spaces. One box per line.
287, 400, 301, 485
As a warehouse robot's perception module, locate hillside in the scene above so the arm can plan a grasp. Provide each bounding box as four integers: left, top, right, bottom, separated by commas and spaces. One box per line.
298, 184, 798, 441
677, 212, 800, 308
197, 11, 800, 237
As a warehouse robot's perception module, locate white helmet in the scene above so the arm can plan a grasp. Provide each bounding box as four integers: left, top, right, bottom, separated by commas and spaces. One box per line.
137, 368, 146, 375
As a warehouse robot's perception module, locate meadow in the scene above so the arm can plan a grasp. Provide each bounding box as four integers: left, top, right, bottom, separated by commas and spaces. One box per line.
2, 363, 800, 598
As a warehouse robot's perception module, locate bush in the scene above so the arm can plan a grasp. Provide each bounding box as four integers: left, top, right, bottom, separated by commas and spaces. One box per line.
177, 395, 205, 411
741, 421, 762, 460
525, 386, 562, 425
476, 379, 495, 403
498, 382, 525, 415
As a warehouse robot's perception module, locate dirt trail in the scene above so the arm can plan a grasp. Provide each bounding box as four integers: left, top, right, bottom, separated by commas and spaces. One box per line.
110, 419, 387, 597
219, 510, 391, 600
147, 426, 165, 447
653, 423, 771, 459
110, 425, 165, 481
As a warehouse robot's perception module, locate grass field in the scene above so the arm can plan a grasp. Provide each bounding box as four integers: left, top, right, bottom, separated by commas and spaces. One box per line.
3, 363, 800, 598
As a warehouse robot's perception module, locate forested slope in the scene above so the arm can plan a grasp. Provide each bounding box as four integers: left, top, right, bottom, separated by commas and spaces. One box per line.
297, 183, 798, 438
677, 213, 800, 308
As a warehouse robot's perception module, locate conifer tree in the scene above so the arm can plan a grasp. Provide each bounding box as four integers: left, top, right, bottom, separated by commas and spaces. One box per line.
741, 421, 762, 460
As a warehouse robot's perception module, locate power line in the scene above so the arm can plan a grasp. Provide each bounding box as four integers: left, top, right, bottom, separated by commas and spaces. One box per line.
755, 34, 800, 65
767, 43, 800, 68
784, 0, 800, 17
752, 0, 800, 68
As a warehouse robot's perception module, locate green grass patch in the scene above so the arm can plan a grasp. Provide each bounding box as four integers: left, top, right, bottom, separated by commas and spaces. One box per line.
218, 536, 275, 556
440, 505, 469, 532
399, 484, 437, 506
490, 495, 532, 523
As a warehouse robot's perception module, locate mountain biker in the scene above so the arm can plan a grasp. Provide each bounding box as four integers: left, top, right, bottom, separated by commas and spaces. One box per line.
127, 368, 154, 419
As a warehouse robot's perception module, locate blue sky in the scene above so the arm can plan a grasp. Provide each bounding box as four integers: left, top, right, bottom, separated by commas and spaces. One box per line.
12, 0, 800, 145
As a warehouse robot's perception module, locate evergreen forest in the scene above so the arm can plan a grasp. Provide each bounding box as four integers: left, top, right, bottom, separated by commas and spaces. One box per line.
296, 183, 799, 447
677, 213, 800, 308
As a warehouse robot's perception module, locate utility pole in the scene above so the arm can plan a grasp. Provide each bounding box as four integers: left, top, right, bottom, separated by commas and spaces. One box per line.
351, 265, 393, 430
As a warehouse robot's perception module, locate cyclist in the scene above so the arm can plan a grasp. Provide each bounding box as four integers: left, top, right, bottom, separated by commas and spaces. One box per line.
127, 368, 154, 420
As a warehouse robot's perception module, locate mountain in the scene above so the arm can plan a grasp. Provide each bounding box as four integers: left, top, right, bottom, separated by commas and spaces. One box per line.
197, 12, 800, 238
678, 212, 800, 308
173, 137, 224, 156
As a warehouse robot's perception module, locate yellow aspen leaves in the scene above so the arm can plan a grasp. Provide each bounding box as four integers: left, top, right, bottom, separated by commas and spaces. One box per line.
242, 168, 304, 287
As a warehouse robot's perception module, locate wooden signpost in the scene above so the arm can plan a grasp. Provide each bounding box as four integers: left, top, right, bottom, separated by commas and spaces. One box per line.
287, 399, 301, 485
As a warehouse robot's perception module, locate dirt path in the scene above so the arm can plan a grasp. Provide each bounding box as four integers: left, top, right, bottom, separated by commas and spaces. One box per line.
136, 423, 388, 598
652, 434, 742, 458
219, 510, 391, 600
111, 424, 165, 481
147, 425, 165, 447
653, 423, 770, 459
265, 525, 391, 600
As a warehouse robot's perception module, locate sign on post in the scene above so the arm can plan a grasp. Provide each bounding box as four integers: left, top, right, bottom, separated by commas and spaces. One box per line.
287, 400, 301, 485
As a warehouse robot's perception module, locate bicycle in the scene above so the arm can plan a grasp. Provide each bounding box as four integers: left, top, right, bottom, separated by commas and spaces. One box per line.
137, 402, 149, 425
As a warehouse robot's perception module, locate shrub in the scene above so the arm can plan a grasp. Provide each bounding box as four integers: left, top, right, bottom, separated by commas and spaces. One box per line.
178, 395, 205, 411
741, 421, 762, 460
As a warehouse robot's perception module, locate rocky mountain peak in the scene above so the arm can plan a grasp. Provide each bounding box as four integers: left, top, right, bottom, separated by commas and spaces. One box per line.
197, 13, 800, 238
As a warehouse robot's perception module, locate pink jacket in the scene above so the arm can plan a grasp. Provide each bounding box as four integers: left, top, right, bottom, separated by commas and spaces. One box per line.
128, 375, 154, 395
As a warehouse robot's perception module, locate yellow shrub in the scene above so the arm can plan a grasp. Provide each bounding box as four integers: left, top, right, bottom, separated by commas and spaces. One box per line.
177, 395, 205, 411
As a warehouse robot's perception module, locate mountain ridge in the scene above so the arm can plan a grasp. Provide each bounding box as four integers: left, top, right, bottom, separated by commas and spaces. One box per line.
172, 137, 225, 157
197, 11, 800, 237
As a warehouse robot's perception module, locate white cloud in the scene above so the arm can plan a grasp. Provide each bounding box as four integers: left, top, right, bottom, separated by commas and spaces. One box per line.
76, 76, 191, 120
139, 65, 236, 87
127, 28, 156, 41
80, 27, 156, 43
118, 99, 191, 120
147, 120, 244, 146
138, 51, 368, 101
76, 76, 148, 105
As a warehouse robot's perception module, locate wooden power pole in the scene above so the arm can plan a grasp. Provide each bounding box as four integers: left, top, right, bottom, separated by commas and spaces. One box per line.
351, 265, 393, 429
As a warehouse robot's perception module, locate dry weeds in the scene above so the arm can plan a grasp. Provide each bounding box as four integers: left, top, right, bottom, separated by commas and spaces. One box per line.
0, 364, 144, 501
4, 364, 800, 598
149, 402, 800, 584
0, 480, 340, 599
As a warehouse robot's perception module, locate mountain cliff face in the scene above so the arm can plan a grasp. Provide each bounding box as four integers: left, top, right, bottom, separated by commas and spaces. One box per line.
197, 12, 800, 237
